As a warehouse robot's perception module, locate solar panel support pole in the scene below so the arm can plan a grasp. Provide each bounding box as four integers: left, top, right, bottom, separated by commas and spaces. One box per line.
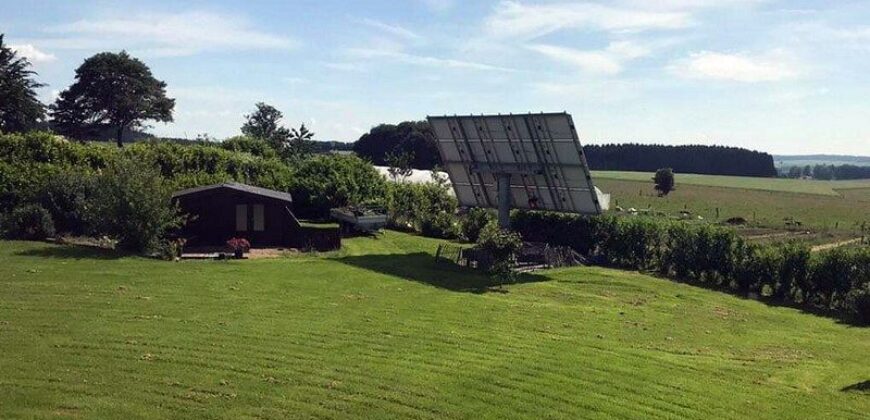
497, 173, 512, 229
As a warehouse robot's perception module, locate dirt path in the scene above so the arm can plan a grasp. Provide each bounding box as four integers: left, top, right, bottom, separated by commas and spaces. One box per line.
811, 238, 863, 252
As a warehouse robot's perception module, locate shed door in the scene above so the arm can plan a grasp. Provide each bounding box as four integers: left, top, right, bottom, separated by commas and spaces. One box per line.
235, 204, 248, 231
253, 204, 265, 231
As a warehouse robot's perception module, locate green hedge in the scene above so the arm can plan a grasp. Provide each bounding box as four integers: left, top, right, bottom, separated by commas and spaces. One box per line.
512, 210, 870, 324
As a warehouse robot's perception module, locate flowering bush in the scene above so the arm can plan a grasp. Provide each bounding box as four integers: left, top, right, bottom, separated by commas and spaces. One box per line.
226, 237, 251, 253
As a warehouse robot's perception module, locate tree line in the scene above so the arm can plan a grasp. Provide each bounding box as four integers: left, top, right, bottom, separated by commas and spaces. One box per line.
784, 164, 870, 180
352, 121, 780, 178
582, 143, 778, 177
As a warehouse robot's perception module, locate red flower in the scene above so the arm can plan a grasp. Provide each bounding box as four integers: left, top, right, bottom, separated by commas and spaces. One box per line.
226, 238, 251, 252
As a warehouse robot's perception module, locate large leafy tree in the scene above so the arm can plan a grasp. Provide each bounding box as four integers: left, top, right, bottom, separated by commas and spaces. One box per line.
241, 102, 291, 150
652, 168, 676, 196
353, 121, 439, 170
0, 34, 46, 132
51, 51, 174, 147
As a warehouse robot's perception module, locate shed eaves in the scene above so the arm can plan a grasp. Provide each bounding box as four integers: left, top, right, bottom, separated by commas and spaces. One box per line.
172, 182, 292, 203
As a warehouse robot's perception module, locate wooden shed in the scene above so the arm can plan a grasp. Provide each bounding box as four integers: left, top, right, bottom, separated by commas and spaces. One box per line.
172, 182, 303, 248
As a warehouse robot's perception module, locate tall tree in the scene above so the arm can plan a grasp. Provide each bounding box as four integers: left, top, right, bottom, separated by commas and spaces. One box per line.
353, 121, 439, 169
0, 34, 46, 132
288, 123, 314, 158
653, 168, 675, 196
51, 51, 174, 147
241, 102, 290, 150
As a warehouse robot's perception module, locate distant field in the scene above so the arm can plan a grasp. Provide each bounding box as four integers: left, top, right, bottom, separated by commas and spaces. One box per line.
591, 171, 870, 196
1, 232, 868, 418
594, 178, 869, 230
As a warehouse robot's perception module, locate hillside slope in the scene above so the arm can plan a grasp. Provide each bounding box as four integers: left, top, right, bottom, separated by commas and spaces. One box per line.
1, 232, 868, 418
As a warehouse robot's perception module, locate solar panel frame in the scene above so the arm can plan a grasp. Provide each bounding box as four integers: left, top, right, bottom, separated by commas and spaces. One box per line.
427, 112, 605, 216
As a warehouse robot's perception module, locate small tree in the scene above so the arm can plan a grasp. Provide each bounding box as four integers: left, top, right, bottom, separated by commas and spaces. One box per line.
476, 223, 522, 284
287, 123, 314, 159
241, 103, 291, 151
0, 34, 47, 133
51, 51, 174, 146
653, 168, 675, 196
385, 149, 414, 181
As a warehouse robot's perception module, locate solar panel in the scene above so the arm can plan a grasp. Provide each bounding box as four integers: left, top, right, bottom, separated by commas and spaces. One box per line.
427, 112, 609, 227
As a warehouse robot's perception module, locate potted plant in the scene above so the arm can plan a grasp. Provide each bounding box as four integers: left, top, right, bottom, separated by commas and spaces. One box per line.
226, 238, 251, 259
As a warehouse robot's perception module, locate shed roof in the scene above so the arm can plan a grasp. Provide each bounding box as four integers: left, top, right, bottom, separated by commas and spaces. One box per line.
172, 182, 292, 203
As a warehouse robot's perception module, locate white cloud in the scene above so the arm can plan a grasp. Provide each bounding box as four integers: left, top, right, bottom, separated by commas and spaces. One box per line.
9, 44, 56, 63
360, 18, 421, 40
484, 1, 691, 39
669, 50, 800, 82
42, 11, 297, 57
528, 44, 622, 74
527, 40, 654, 75
346, 48, 516, 72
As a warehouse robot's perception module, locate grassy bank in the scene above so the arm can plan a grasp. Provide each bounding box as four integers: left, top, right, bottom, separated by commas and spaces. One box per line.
1, 232, 868, 418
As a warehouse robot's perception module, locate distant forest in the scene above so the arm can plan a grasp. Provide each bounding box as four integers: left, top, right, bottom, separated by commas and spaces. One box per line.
583, 144, 778, 177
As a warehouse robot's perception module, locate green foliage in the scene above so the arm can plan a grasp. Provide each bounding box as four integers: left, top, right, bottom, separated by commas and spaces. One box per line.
420, 211, 459, 239
0, 34, 46, 132
88, 158, 184, 253
510, 210, 869, 323
476, 224, 522, 284
653, 167, 675, 196
354, 121, 440, 169
290, 154, 387, 217
241, 102, 291, 151
844, 283, 870, 324
50, 51, 174, 147
33, 168, 99, 235
460, 207, 494, 242
220, 135, 279, 159
383, 179, 458, 237
2, 203, 55, 240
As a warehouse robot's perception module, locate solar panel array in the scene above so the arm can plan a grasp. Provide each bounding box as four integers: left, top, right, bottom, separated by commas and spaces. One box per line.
427, 113, 608, 215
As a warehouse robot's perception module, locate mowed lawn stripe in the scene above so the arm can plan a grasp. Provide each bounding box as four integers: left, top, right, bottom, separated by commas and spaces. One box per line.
1, 234, 868, 419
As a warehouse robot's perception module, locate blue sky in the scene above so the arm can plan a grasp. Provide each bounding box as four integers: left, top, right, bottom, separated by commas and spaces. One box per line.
2, 0, 869, 155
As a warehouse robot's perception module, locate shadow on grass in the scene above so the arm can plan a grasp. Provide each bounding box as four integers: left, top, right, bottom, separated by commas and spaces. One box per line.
15, 244, 129, 260
841, 380, 870, 393
333, 252, 548, 294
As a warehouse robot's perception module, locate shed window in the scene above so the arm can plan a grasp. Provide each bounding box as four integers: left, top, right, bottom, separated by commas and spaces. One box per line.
253, 204, 265, 231
235, 204, 247, 231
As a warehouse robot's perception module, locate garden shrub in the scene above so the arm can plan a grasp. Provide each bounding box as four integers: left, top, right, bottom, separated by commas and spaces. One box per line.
1, 203, 55, 240
844, 283, 870, 325
34, 169, 99, 235
88, 158, 184, 253
420, 211, 459, 239
291, 154, 387, 217
460, 207, 494, 242
777, 242, 811, 301
476, 223, 522, 284
383, 178, 458, 236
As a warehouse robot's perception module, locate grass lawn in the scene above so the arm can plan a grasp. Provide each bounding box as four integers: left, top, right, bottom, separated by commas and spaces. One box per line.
591, 170, 870, 196
1, 232, 868, 418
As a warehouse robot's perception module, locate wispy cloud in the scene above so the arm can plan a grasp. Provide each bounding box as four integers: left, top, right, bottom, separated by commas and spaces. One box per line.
9, 44, 56, 63
528, 45, 622, 74
360, 18, 422, 40
528, 40, 655, 75
669, 50, 800, 82
39, 11, 297, 57
484, 1, 691, 39
346, 48, 516, 72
